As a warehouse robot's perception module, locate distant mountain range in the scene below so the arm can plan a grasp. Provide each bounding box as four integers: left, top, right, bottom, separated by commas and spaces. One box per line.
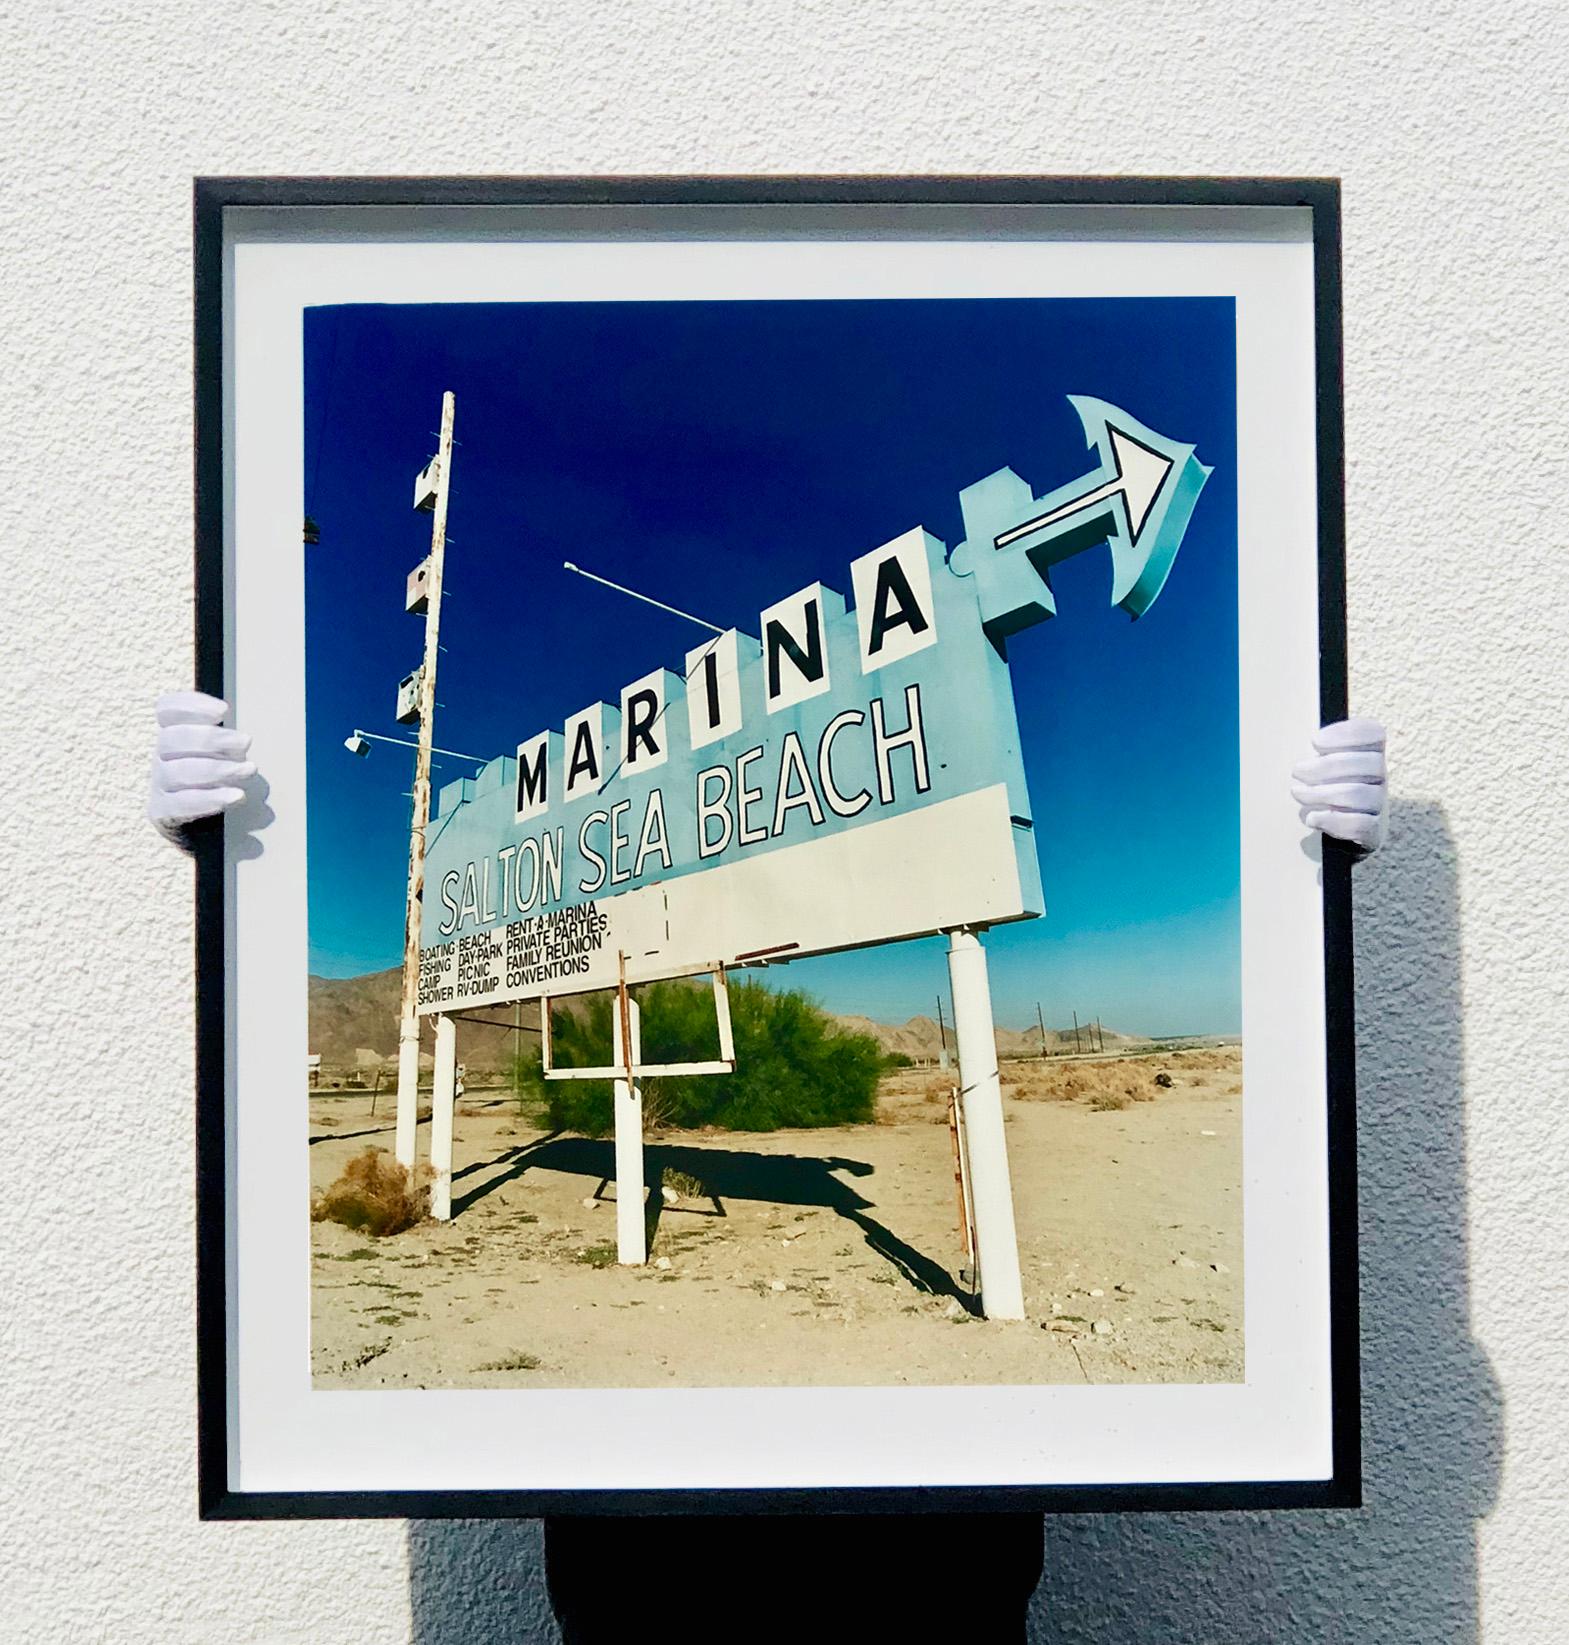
833, 1011, 1141, 1062
308, 967, 1140, 1069
309, 967, 541, 1068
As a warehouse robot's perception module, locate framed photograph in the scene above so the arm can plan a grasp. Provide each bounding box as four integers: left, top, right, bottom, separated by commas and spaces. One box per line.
195, 174, 1358, 1517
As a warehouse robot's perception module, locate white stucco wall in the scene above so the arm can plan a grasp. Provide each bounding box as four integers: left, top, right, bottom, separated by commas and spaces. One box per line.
3, 4, 1565, 1640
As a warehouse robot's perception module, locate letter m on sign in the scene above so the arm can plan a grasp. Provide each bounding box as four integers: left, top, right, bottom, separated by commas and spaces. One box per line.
515, 730, 562, 823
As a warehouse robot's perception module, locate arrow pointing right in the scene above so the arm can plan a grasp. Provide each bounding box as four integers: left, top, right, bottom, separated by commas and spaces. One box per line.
995, 424, 1173, 549
950, 397, 1212, 644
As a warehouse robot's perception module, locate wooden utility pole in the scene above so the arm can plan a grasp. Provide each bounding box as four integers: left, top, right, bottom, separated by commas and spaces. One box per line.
1035, 1000, 1046, 1058
395, 391, 456, 1172
1072, 1010, 1082, 1055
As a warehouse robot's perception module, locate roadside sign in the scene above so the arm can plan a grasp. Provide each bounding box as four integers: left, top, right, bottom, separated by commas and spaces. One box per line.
417, 398, 1207, 1013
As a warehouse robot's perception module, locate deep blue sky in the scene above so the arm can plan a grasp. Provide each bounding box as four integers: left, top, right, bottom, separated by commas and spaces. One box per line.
304, 296, 1239, 1035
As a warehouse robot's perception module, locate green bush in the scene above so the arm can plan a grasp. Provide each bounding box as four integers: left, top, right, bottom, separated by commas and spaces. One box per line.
514, 978, 882, 1135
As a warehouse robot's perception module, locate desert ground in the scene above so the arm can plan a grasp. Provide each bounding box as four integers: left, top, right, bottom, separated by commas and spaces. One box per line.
309, 1045, 1243, 1389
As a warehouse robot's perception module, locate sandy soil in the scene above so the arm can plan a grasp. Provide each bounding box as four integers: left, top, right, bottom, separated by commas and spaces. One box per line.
309, 1047, 1242, 1389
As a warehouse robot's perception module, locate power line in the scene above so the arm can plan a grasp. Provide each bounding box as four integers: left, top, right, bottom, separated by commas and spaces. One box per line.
562, 560, 726, 635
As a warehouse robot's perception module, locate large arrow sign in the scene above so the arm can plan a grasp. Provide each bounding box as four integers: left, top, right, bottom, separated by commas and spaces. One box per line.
951, 396, 1211, 643
416, 397, 1211, 1012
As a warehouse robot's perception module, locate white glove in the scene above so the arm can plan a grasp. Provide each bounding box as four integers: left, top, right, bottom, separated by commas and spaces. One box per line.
1291, 717, 1387, 854
147, 691, 256, 848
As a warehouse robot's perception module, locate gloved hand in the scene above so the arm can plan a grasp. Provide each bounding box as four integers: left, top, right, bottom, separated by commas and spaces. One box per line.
147, 690, 257, 848
1292, 717, 1387, 854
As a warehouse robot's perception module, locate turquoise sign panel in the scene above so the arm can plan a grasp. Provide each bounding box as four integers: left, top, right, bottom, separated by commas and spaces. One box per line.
417, 397, 1208, 1009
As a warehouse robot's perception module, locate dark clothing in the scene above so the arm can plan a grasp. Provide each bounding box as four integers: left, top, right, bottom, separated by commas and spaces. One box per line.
545, 1512, 1044, 1642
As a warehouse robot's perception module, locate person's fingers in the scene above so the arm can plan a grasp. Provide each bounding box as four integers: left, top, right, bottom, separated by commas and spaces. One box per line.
1290, 750, 1386, 786
1295, 720, 1389, 855
152, 755, 258, 792
156, 690, 230, 726
156, 723, 252, 761
1290, 779, 1386, 814
148, 785, 248, 829
1312, 716, 1385, 755
149, 811, 202, 850
1302, 807, 1384, 852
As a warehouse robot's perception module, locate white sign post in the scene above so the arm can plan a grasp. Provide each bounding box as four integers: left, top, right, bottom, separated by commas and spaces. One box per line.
611, 994, 646, 1266
429, 1013, 457, 1222
945, 928, 1025, 1320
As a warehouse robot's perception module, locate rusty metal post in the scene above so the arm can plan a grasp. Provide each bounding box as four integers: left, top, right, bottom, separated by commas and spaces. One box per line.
948, 1087, 977, 1285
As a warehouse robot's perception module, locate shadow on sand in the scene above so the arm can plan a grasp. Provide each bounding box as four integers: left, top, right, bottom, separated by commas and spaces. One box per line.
450, 1131, 969, 1307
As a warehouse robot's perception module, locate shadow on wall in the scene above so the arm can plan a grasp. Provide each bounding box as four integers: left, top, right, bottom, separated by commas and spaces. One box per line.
407, 1519, 558, 1644
405, 798, 1500, 1644
1035, 798, 1503, 1642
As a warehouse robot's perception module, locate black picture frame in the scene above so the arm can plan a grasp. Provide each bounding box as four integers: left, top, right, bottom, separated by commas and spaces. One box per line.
193, 173, 1358, 1520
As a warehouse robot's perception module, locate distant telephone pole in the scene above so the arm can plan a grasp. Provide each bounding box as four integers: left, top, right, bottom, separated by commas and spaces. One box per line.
1035, 1001, 1047, 1058
936, 994, 949, 1068
1072, 1010, 1082, 1055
